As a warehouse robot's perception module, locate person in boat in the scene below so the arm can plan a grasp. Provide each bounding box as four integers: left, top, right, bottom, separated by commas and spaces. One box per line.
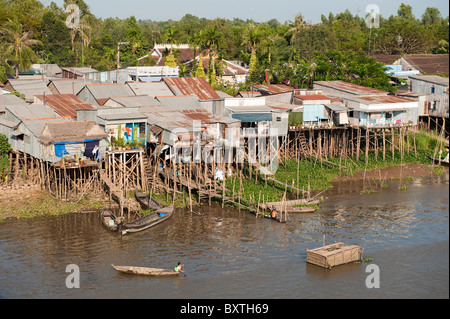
174, 262, 185, 275
271, 206, 281, 222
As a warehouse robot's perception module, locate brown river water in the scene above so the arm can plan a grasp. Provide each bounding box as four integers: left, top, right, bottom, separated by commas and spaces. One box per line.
0, 173, 448, 300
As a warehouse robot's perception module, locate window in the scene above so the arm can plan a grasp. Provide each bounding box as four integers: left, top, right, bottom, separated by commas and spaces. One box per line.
276, 117, 282, 122
431, 85, 435, 94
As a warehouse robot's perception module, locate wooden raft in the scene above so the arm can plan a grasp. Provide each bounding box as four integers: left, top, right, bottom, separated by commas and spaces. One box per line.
306, 242, 363, 269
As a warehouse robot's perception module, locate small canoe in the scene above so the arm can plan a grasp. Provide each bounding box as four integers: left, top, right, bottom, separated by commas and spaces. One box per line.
101, 209, 123, 231
134, 190, 163, 210
121, 206, 174, 235
285, 206, 316, 213
111, 264, 179, 276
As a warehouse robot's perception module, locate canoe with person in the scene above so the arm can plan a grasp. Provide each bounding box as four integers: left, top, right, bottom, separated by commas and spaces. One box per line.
111, 263, 185, 276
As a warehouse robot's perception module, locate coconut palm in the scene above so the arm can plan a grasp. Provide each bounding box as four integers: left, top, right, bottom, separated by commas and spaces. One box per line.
0, 19, 41, 78
286, 13, 306, 45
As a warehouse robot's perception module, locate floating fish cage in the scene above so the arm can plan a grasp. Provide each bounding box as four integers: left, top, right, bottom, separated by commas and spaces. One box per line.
306, 242, 364, 269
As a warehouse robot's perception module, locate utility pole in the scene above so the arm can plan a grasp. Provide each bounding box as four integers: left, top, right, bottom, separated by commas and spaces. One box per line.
116, 42, 129, 83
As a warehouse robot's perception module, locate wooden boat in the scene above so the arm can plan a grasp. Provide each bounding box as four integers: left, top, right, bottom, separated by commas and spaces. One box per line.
285, 206, 316, 213
100, 209, 123, 231
427, 155, 449, 167
134, 189, 163, 210
121, 206, 174, 235
306, 242, 364, 269
111, 264, 179, 276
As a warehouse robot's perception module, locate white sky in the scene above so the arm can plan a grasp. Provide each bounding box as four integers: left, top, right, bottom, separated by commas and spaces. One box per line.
46, 0, 449, 23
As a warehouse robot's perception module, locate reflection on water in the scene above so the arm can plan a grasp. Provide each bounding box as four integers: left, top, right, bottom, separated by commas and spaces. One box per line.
0, 174, 448, 299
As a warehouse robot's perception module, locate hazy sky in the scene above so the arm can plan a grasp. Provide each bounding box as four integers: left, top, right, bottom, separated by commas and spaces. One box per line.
46, 0, 449, 23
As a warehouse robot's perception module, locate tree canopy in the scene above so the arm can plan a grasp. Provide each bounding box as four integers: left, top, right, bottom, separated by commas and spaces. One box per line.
0, 1, 448, 91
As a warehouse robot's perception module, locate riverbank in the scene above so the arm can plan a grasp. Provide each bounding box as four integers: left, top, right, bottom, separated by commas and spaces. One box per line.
0, 191, 106, 221
0, 149, 447, 221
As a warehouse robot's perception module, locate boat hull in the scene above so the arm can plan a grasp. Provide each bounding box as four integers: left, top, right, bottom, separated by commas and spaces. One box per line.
112, 264, 179, 276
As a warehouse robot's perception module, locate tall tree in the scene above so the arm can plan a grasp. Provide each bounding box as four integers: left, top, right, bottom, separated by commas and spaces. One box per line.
0, 19, 41, 78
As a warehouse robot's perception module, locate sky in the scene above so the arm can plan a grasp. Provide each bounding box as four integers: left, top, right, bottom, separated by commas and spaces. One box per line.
46, 0, 449, 23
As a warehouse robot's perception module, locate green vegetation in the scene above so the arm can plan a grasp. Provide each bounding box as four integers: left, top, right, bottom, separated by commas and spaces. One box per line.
432, 166, 445, 175
0, 192, 104, 221
221, 148, 435, 205
0, 1, 448, 89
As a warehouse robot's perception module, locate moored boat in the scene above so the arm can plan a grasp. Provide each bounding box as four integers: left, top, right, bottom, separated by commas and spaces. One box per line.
100, 209, 123, 231
111, 264, 179, 276
285, 206, 316, 213
427, 155, 449, 167
121, 206, 174, 235
134, 189, 163, 210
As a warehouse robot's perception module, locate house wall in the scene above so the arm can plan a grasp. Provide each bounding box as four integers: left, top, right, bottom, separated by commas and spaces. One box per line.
9, 122, 43, 161
77, 87, 99, 106
270, 112, 289, 136
303, 104, 327, 122
410, 78, 448, 95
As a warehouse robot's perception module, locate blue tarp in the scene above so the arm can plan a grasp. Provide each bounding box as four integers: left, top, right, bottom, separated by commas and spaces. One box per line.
231, 113, 272, 122
53, 139, 101, 158
54, 144, 69, 158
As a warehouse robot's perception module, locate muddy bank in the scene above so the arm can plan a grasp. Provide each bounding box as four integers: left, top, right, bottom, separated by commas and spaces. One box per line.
1, 163, 447, 221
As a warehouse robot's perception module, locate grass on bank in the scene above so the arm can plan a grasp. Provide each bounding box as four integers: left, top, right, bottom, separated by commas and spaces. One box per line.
0, 192, 104, 222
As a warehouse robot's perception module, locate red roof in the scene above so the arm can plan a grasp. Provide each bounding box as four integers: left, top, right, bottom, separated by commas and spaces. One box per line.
34, 94, 94, 120
295, 94, 331, 100
163, 77, 220, 100
252, 84, 294, 95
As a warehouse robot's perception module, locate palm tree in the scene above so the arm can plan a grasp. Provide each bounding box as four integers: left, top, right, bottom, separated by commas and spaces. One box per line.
286, 13, 306, 45
0, 19, 41, 78
241, 23, 261, 52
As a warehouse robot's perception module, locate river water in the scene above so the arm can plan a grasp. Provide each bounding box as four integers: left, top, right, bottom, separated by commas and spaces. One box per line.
0, 173, 448, 300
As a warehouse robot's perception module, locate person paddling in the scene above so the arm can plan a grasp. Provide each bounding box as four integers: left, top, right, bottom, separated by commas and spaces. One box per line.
271, 206, 281, 222
174, 262, 185, 276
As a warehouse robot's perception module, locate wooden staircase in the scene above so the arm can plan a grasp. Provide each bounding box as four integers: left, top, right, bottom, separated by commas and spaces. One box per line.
99, 171, 140, 214
298, 131, 312, 158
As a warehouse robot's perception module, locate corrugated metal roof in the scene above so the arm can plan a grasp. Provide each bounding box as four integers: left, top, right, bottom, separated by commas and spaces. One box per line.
356, 95, 417, 104
163, 77, 221, 100
126, 82, 175, 97
62, 67, 97, 76
6, 103, 59, 120
253, 84, 294, 95
83, 83, 135, 101
34, 94, 93, 120
22, 117, 73, 137
6, 79, 53, 101
409, 75, 449, 87
295, 94, 331, 100
156, 95, 202, 112
49, 79, 92, 94
314, 81, 387, 95
0, 95, 28, 113
108, 95, 163, 108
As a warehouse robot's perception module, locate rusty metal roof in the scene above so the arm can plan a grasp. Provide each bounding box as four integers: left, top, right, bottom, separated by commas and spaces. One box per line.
351, 95, 417, 104
252, 84, 295, 95
314, 81, 387, 95
34, 94, 94, 120
163, 77, 221, 100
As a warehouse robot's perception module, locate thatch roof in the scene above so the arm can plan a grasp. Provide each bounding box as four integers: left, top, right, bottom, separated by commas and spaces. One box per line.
39, 120, 107, 144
